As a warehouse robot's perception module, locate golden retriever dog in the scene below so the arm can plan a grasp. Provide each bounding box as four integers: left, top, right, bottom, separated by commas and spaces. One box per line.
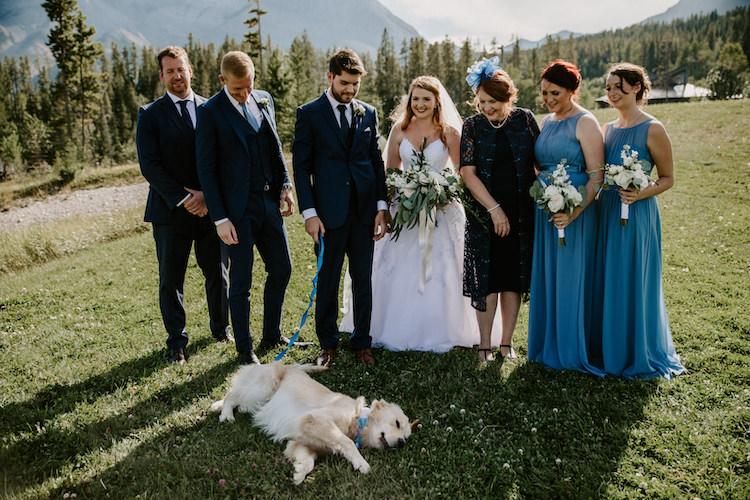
211, 362, 414, 484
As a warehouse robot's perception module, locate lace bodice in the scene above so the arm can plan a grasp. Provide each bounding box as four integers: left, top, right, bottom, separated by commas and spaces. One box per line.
399, 138, 451, 172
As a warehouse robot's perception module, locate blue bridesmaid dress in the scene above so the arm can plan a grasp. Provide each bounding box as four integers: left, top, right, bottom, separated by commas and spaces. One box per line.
593, 119, 686, 379
528, 113, 603, 375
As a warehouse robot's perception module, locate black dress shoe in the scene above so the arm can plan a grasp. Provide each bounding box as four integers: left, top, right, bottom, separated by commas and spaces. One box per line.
259, 334, 291, 350
215, 332, 235, 344
170, 348, 187, 365
238, 350, 260, 365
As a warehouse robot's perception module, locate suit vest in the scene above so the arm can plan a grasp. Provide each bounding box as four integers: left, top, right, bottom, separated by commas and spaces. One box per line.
243, 117, 276, 192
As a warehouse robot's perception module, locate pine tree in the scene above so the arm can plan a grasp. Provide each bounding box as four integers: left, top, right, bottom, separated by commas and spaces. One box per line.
288, 31, 320, 106
244, 0, 267, 80
375, 29, 403, 132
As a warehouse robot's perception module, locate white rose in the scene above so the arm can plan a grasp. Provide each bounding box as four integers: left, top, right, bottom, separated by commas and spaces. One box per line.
614, 171, 632, 188
418, 172, 431, 185
429, 170, 449, 186
544, 185, 559, 199
622, 156, 634, 168
548, 193, 565, 212
609, 165, 623, 175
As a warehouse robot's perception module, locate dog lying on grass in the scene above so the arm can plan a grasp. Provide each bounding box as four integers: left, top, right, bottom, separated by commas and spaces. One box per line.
211, 362, 414, 484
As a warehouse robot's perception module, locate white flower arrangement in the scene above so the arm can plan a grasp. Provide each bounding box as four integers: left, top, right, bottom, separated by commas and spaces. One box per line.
601, 144, 653, 225
385, 138, 460, 241
529, 159, 587, 246
258, 97, 269, 108
353, 102, 366, 117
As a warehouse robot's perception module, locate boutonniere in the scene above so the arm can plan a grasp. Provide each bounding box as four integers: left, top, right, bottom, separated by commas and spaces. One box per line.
259, 97, 269, 109
353, 103, 365, 117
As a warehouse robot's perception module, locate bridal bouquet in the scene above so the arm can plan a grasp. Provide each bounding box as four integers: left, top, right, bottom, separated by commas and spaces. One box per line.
385, 138, 461, 241
529, 159, 587, 246
601, 144, 653, 226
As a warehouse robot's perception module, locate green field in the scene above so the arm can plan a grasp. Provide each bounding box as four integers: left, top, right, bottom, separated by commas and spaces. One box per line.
1, 99, 748, 498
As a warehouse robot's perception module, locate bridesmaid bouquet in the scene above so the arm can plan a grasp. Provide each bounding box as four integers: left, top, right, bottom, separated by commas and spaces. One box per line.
601, 145, 653, 226
529, 159, 587, 246
385, 138, 461, 241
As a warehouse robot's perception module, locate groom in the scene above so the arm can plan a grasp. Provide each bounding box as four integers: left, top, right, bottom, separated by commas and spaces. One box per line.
293, 48, 388, 368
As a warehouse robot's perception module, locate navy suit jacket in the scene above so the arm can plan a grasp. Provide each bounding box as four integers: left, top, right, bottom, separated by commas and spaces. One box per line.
292, 93, 386, 229
136, 93, 206, 223
196, 89, 291, 223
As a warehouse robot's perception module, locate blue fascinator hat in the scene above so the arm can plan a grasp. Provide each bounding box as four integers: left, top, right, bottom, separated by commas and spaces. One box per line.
466, 56, 501, 91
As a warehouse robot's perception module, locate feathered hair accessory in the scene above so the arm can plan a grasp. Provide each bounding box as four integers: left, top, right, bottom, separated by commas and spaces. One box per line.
465, 56, 501, 91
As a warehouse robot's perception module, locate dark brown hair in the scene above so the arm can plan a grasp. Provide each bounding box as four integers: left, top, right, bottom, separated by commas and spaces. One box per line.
328, 48, 367, 76
608, 62, 651, 103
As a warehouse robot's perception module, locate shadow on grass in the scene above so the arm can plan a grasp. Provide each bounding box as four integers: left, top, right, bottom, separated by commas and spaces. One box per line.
0, 336, 237, 496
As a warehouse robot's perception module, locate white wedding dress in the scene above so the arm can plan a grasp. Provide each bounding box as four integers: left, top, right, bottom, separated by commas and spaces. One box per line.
340, 138, 492, 352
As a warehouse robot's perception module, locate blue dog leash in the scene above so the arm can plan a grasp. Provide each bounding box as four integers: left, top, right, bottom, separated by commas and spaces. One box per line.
275, 234, 324, 361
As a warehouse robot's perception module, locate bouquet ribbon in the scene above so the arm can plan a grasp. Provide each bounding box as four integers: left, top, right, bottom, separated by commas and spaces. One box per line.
417, 206, 437, 294
620, 202, 629, 226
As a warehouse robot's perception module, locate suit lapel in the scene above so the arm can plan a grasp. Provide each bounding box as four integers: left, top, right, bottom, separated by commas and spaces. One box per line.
159, 94, 191, 135
318, 93, 348, 150
217, 90, 251, 157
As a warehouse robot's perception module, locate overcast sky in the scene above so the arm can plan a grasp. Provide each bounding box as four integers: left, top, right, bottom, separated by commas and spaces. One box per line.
378, 0, 680, 45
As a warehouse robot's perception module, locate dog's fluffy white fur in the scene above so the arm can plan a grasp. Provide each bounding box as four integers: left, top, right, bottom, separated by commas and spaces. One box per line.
211, 362, 412, 484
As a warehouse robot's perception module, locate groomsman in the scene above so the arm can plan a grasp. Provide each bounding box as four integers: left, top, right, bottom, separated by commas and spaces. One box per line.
196, 51, 295, 365
293, 49, 389, 367
136, 46, 231, 365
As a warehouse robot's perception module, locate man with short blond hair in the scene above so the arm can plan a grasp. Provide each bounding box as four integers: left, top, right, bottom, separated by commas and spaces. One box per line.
196, 51, 295, 365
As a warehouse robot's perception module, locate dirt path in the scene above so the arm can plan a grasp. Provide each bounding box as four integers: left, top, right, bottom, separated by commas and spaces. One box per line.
0, 182, 149, 232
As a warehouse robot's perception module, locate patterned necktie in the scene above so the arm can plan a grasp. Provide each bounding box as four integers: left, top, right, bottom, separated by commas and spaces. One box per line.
243, 102, 260, 132
337, 104, 349, 140
177, 100, 194, 130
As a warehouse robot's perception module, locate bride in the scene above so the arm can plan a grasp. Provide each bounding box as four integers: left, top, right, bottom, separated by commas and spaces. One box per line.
341, 75, 490, 352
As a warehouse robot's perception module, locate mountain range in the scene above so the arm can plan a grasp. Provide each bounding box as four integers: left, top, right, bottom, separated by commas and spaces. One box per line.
0, 0, 419, 61
0, 0, 747, 63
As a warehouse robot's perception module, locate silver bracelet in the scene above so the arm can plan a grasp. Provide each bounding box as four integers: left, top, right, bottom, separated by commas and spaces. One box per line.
487, 203, 500, 213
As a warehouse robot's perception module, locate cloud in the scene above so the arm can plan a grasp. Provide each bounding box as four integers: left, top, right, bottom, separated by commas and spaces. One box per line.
380, 0, 679, 44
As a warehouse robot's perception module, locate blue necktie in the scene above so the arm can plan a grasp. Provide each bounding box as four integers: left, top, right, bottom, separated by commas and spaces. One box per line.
243, 102, 260, 132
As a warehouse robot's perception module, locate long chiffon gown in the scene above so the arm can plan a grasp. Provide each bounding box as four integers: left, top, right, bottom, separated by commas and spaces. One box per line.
591, 119, 686, 379
528, 112, 604, 375
340, 138, 487, 352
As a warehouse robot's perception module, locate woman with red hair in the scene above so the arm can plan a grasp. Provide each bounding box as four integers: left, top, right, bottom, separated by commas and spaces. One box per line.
527, 60, 605, 374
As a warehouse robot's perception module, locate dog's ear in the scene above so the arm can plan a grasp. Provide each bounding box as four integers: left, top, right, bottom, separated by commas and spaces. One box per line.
410, 419, 420, 432
370, 399, 385, 411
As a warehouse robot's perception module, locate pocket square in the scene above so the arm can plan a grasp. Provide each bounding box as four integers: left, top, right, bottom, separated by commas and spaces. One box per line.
363, 127, 371, 133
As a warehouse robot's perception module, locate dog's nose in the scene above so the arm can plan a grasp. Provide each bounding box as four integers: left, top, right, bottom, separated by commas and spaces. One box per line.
397, 438, 405, 448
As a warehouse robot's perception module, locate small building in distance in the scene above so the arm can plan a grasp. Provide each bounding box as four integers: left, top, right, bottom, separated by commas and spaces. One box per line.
595, 82, 712, 108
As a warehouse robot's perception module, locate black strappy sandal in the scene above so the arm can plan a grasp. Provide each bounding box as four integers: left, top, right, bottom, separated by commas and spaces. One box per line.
477, 348, 495, 362
499, 344, 517, 359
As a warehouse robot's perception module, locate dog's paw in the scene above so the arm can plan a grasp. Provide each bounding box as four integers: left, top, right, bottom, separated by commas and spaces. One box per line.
218, 412, 235, 423
291, 472, 307, 485
352, 458, 370, 475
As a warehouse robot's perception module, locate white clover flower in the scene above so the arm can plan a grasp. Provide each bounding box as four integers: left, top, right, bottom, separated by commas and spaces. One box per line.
555, 458, 562, 465
460, 409, 466, 415
503, 462, 511, 469
449, 404, 456, 410
531, 427, 537, 433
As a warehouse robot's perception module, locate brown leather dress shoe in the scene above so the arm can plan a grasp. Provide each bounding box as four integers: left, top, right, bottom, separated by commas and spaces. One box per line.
354, 348, 376, 366
215, 332, 235, 344
316, 349, 337, 368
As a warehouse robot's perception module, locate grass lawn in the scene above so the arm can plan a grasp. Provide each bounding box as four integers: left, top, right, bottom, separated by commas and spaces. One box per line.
0, 99, 748, 498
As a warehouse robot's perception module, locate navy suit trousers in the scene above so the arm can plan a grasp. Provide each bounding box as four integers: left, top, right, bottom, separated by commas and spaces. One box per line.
225, 191, 292, 353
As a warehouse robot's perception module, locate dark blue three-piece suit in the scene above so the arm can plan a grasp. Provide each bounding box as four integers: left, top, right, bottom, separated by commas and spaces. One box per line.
136, 93, 229, 350
196, 89, 292, 354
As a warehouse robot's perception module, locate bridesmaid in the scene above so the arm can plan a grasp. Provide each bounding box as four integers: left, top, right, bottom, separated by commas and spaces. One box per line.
527, 60, 604, 374
593, 62, 686, 379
